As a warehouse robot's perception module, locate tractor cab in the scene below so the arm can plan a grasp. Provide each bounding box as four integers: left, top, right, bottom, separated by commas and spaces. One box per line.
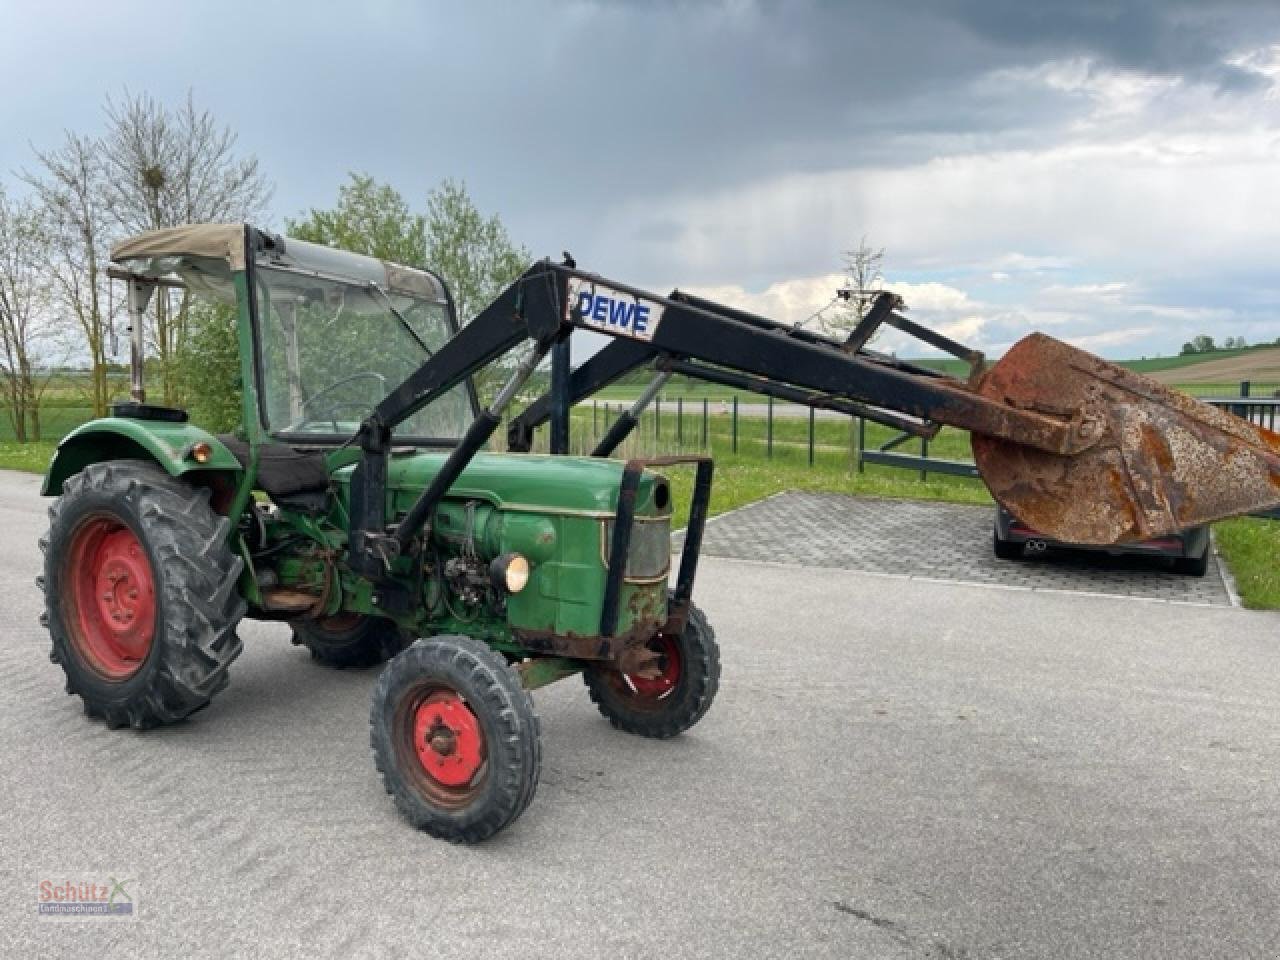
108, 224, 476, 446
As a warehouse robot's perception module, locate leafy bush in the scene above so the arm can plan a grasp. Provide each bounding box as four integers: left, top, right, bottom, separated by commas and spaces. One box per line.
174, 302, 242, 435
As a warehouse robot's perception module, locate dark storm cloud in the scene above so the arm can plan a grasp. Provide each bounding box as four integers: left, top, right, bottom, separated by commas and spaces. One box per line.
942, 0, 1273, 91
438, 0, 1275, 202
448, 0, 1276, 274
4, 1, 1270, 211
1, 0, 1274, 278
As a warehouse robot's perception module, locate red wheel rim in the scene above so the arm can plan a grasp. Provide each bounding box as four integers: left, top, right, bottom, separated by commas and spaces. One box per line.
625, 633, 681, 699
412, 691, 485, 788
66, 516, 156, 680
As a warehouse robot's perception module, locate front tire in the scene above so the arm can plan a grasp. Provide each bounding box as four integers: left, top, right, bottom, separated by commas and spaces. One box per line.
291, 613, 412, 667
584, 597, 720, 739
370, 636, 541, 843
39, 460, 246, 729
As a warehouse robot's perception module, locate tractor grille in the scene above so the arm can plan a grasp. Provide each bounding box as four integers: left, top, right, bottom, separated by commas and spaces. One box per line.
602, 515, 671, 583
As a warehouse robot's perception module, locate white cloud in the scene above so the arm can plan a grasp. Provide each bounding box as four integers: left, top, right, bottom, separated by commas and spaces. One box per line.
987, 253, 1073, 273
1040, 281, 1132, 305
686, 272, 846, 327
887, 280, 974, 312
630, 127, 1280, 283
983, 57, 1182, 123
686, 274, 979, 340
610, 46, 1280, 358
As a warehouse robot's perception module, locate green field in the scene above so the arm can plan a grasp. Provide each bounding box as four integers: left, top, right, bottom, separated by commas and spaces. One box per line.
1213, 518, 1280, 609
0, 371, 130, 444
1122, 345, 1275, 374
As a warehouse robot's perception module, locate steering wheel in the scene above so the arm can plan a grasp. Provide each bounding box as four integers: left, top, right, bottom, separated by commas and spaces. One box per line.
293, 371, 387, 432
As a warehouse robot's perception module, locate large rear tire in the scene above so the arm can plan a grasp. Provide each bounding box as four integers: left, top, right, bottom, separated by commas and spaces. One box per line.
39, 460, 246, 729
370, 635, 541, 843
584, 596, 720, 739
291, 613, 412, 667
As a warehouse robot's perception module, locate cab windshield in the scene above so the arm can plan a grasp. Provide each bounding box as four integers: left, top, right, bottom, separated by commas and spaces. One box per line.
252, 264, 473, 442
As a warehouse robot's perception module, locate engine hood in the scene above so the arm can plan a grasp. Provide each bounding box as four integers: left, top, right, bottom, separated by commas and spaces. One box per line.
333, 451, 668, 517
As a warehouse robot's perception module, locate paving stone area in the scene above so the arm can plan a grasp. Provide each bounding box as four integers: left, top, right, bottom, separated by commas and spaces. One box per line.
684, 491, 1234, 606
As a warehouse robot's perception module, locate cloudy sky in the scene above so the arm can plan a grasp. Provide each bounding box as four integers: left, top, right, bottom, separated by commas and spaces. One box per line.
2, 0, 1278, 358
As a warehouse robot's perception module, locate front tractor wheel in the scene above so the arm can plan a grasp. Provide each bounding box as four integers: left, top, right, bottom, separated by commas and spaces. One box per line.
291, 613, 412, 667
584, 598, 721, 739
39, 460, 246, 729
370, 636, 541, 843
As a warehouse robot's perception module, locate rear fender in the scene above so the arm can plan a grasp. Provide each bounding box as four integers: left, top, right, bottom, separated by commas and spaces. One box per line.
42, 418, 243, 498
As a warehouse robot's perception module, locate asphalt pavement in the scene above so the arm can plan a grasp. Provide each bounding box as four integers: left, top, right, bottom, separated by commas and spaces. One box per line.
2, 469, 1278, 959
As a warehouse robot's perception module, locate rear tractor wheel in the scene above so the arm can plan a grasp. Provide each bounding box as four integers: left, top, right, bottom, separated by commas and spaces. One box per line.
584, 597, 720, 739
291, 613, 412, 667
370, 635, 541, 843
38, 460, 246, 729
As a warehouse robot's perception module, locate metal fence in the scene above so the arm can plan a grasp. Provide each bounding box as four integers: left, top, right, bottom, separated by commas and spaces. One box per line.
589, 395, 834, 464
852, 384, 1280, 486
579, 381, 1278, 478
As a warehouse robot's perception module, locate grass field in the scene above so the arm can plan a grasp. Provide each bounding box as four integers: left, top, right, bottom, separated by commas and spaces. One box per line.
1213, 518, 1280, 609
1124, 344, 1279, 374
0, 441, 57, 475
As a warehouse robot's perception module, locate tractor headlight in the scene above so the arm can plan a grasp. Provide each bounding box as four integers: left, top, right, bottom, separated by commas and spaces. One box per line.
490, 552, 530, 594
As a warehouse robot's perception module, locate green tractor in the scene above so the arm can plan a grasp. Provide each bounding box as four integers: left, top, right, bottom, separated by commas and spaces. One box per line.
41, 223, 1280, 843
39, 225, 719, 843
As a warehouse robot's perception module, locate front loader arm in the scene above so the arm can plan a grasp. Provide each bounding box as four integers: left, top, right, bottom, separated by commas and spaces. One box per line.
507, 337, 658, 452
550, 271, 1092, 456
350, 258, 1280, 575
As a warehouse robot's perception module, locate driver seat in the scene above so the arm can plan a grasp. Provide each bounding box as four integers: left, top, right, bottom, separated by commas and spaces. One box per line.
217, 436, 331, 505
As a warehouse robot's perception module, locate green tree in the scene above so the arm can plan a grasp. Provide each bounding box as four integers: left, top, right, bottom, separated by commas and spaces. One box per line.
23, 132, 114, 417
289, 174, 530, 402
1191, 334, 1216, 353
0, 186, 61, 440
287, 173, 427, 266
173, 302, 242, 433
423, 178, 529, 327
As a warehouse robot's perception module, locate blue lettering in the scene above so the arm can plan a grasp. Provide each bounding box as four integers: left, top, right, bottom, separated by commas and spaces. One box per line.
574, 288, 659, 338
609, 299, 635, 329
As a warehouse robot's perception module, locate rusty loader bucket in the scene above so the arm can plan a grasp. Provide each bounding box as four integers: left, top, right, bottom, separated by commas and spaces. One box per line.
971, 333, 1280, 545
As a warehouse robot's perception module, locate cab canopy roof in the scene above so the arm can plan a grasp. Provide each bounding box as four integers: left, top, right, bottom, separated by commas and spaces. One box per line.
109, 223, 450, 305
